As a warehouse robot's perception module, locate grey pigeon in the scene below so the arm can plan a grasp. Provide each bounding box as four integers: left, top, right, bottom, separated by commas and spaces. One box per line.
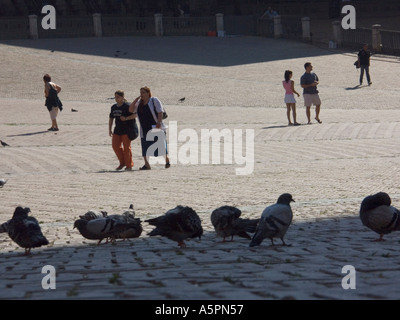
0, 179, 7, 188
211, 206, 259, 242
5, 206, 49, 255
71, 108, 78, 112
360, 192, 400, 241
79, 210, 108, 221
73, 216, 140, 245
178, 97, 185, 102
250, 193, 295, 247
1, 140, 10, 147
145, 205, 203, 248
107, 205, 142, 240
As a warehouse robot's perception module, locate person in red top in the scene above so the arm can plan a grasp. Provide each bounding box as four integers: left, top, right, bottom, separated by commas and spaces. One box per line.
282, 70, 300, 126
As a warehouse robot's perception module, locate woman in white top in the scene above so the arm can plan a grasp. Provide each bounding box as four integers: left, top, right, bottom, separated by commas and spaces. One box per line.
282, 70, 300, 126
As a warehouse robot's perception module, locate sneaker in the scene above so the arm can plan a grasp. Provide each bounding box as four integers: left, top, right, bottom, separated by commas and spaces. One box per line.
125, 167, 133, 171
368, 82, 372, 86
116, 165, 124, 170
53, 128, 59, 131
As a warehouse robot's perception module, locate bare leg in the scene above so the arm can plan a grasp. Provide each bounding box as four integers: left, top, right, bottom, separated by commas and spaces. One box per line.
286, 103, 292, 125
315, 105, 321, 123
306, 106, 311, 124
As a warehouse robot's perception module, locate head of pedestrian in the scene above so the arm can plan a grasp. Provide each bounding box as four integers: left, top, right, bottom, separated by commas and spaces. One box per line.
140, 86, 152, 99
304, 62, 312, 72
284, 70, 293, 82
363, 43, 368, 50
114, 90, 126, 104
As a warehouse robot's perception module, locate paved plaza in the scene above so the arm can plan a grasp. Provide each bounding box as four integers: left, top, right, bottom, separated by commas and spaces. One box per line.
0, 34, 400, 300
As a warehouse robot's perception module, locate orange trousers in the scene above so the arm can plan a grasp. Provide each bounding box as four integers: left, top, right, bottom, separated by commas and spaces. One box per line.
112, 134, 134, 168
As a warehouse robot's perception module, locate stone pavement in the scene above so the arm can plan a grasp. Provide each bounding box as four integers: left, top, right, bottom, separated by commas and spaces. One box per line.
0, 35, 400, 301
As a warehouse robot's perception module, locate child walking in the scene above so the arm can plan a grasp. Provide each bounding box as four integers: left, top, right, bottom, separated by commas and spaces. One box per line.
282, 70, 300, 126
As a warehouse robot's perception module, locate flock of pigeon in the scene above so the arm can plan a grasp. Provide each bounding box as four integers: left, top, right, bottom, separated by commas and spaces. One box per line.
0, 192, 399, 255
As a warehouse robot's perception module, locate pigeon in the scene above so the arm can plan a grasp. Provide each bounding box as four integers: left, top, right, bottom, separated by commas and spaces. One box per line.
0, 179, 7, 188
74, 215, 141, 245
211, 206, 259, 242
5, 206, 49, 255
78, 205, 141, 241
79, 210, 108, 221
145, 205, 203, 248
1, 140, 10, 147
250, 193, 295, 247
107, 205, 142, 240
71, 108, 78, 112
0, 221, 9, 233
360, 192, 400, 241
178, 97, 185, 102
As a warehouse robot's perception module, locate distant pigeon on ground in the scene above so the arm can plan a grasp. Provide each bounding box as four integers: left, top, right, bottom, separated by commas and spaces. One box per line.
1, 140, 10, 147
4, 206, 49, 255
0, 179, 7, 188
360, 192, 400, 241
71, 108, 78, 112
178, 97, 185, 102
145, 205, 203, 248
250, 193, 295, 247
211, 206, 259, 242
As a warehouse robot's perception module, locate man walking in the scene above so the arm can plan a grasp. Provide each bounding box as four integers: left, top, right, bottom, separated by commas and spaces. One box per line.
300, 62, 321, 124
358, 43, 372, 86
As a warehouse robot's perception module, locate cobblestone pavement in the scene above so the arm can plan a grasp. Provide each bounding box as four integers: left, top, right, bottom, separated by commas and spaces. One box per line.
0, 35, 400, 300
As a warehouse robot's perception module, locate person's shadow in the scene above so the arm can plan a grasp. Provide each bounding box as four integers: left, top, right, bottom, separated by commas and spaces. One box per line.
345, 85, 363, 90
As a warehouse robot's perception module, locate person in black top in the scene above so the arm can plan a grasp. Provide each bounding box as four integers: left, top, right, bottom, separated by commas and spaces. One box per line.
357, 43, 372, 86
43, 74, 63, 131
109, 90, 137, 171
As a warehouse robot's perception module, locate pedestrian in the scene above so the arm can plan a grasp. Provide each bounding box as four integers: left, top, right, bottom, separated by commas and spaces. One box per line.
109, 90, 136, 171
129, 86, 170, 170
43, 74, 63, 131
357, 43, 372, 86
282, 70, 300, 126
300, 62, 322, 124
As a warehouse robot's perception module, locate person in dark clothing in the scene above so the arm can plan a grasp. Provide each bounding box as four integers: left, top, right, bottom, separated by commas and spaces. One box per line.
109, 90, 137, 171
43, 74, 63, 131
129, 86, 170, 170
357, 43, 372, 86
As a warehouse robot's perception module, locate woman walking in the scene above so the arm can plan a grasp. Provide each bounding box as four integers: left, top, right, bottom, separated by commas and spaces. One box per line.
130, 86, 170, 170
282, 70, 300, 126
43, 74, 63, 131
109, 90, 136, 171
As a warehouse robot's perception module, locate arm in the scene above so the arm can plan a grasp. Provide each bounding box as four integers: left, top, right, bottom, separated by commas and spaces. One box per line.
291, 81, 300, 97
108, 118, 113, 137
44, 83, 49, 97
129, 97, 140, 113
153, 98, 164, 129
54, 83, 61, 93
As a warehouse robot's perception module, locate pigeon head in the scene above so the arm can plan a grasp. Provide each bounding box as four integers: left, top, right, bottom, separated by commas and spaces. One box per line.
73, 219, 88, 230
12, 206, 31, 219
193, 226, 204, 240
360, 192, 392, 213
277, 193, 295, 205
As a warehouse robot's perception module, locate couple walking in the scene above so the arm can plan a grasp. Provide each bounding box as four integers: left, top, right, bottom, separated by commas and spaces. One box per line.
109, 87, 170, 171
283, 62, 321, 125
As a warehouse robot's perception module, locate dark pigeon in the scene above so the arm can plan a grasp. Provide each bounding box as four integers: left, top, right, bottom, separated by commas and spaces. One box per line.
5, 206, 49, 255
211, 206, 259, 242
360, 192, 400, 241
1, 140, 10, 147
145, 205, 203, 248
